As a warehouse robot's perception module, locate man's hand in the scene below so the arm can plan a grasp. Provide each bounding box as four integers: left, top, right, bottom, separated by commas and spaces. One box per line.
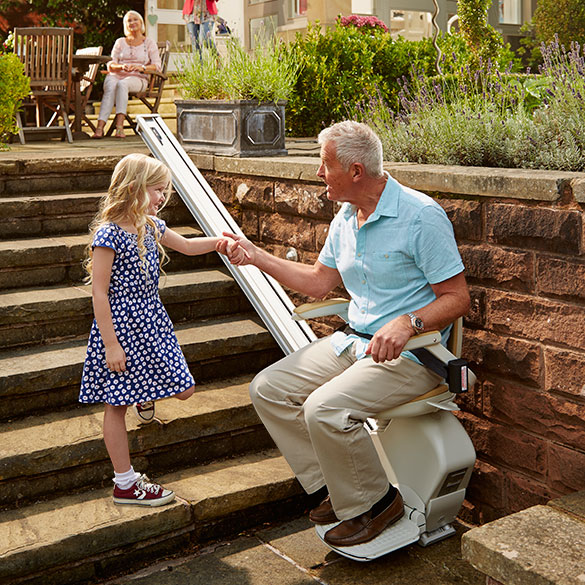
216, 232, 256, 266
105, 341, 127, 372
365, 315, 412, 363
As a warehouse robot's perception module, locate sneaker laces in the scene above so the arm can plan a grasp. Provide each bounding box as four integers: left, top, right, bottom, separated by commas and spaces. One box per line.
137, 401, 154, 412
136, 475, 162, 495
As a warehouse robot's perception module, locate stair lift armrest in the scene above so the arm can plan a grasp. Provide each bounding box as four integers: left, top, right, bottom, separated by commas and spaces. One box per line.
404, 333, 477, 391
292, 298, 350, 321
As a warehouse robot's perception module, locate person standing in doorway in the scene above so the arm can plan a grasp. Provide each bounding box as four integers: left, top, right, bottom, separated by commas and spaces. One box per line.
182, 0, 218, 54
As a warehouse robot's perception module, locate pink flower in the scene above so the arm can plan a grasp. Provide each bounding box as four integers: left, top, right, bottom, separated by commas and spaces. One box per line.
339, 14, 389, 33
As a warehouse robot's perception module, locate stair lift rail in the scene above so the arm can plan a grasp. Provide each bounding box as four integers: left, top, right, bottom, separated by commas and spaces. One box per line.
136, 114, 316, 355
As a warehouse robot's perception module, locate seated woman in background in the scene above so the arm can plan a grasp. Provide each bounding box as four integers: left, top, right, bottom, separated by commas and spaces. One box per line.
92, 11, 161, 139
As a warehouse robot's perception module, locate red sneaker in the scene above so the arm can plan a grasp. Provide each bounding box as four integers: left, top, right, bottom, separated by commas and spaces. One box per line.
113, 474, 175, 507
133, 401, 155, 424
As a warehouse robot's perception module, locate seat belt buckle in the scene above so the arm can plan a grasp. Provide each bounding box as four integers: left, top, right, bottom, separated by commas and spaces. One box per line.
447, 359, 469, 394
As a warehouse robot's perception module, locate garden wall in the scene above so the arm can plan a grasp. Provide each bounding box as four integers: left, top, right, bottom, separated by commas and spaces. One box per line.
190, 153, 585, 526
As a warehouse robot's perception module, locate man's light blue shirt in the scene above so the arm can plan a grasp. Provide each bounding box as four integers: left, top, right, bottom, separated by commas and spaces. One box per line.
318, 172, 465, 360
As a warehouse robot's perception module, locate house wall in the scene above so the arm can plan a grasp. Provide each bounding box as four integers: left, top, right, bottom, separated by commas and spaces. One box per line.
188, 154, 585, 525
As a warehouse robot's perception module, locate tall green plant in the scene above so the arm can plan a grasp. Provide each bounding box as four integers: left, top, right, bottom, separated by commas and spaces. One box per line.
0, 53, 30, 150
458, 0, 504, 67
177, 38, 299, 103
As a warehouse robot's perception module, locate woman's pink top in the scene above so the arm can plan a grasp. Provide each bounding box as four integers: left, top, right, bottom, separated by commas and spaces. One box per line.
107, 37, 161, 81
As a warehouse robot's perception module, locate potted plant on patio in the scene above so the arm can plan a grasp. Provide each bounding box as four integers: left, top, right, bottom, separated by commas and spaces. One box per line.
175, 38, 299, 157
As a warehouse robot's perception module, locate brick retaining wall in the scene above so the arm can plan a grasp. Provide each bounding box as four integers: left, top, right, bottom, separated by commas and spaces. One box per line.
190, 155, 585, 525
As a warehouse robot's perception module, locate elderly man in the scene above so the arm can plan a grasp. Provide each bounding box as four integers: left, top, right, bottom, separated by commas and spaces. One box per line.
218, 121, 469, 547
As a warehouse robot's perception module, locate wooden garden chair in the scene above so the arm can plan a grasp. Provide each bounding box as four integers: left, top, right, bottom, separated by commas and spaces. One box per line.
13, 27, 74, 143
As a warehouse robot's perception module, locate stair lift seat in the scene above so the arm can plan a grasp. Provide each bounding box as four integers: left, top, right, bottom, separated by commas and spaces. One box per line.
293, 298, 477, 561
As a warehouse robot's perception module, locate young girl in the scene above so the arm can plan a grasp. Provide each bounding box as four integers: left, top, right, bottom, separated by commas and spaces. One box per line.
79, 153, 244, 506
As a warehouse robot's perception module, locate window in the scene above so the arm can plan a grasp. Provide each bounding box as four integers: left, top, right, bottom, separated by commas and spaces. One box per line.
351, 0, 373, 14
289, 0, 307, 17
499, 0, 521, 25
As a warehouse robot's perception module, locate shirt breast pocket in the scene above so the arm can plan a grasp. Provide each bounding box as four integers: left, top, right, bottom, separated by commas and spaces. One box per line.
367, 251, 409, 290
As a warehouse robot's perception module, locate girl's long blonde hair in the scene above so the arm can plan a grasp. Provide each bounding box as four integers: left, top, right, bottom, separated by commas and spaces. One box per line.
84, 153, 172, 283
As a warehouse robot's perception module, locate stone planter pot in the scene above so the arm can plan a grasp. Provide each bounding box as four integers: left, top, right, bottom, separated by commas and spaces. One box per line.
174, 99, 287, 157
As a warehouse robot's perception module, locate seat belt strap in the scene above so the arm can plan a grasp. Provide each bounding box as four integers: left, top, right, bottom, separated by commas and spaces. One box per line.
341, 324, 447, 375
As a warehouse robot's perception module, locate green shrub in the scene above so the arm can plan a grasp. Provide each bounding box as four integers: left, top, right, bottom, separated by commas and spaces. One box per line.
356, 39, 585, 171
0, 53, 30, 150
532, 0, 585, 48
177, 38, 299, 103
458, 0, 504, 67
284, 18, 514, 137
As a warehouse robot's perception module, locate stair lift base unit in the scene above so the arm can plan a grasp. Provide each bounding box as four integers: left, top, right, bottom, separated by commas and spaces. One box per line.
315, 408, 475, 561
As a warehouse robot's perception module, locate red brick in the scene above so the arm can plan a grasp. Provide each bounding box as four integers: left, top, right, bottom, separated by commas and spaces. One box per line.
487, 425, 547, 477
463, 329, 542, 385
544, 347, 585, 398
486, 290, 585, 351
314, 221, 330, 250
274, 182, 332, 220
486, 203, 583, 254
234, 179, 274, 212
484, 379, 585, 450
548, 443, 585, 493
259, 213, 315, 251
467, 286, 487, 329
466, 460, 507, 522
537, 256, 585, 300
206, 175, 234, 206
437, 199, 482, 242
460, 244, 535, 292
506, 472, 553, 513
241, 210, 259, 241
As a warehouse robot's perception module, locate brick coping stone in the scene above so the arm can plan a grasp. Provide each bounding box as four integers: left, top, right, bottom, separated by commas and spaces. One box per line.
2, 147, 585, 202
462, 490, 585, 585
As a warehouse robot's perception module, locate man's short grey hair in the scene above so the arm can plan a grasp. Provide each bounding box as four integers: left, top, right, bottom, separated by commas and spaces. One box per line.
318, 121, 384, 178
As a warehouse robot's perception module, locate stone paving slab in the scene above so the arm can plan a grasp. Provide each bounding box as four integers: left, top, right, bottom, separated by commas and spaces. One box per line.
462, 504, 585, 585
108, 516, 483, 585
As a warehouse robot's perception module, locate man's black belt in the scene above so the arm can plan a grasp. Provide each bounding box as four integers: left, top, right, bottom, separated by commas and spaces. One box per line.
339, 324, 468, 393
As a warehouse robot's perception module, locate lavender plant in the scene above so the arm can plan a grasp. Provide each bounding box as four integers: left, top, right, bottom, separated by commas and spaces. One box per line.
355, 38, 585, 171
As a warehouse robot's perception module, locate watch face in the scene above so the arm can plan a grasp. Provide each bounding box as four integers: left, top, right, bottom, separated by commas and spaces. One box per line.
414, 317, 424, 329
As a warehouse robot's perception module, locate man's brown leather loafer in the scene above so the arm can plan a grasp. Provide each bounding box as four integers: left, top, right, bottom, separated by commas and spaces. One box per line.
309, 495, 339, 525
324, 490, 404, 547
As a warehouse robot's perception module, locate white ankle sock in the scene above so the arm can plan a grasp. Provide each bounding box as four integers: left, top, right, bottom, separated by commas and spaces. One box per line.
114, 467, 141, 490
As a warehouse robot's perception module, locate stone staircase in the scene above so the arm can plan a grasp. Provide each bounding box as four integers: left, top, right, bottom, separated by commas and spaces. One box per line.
0, 156, 311, 585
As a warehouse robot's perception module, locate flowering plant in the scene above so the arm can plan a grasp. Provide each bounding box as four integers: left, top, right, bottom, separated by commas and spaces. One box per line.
339, 15, 389, 34
1, 32, 14, 55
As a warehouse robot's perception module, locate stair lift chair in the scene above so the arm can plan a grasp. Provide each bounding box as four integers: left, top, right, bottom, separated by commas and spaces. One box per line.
292, 298, 477, 562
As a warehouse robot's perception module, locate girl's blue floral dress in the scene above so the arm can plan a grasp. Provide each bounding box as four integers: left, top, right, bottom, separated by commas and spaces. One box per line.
79, 218, 195, 405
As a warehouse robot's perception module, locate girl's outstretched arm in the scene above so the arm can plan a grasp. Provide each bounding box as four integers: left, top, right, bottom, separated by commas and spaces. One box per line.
92, 246, 126, 372
162, 228, 223, 256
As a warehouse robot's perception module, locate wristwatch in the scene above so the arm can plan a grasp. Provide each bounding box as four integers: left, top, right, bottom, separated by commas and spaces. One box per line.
141, 65, 146, 73
407, 312, 425, 334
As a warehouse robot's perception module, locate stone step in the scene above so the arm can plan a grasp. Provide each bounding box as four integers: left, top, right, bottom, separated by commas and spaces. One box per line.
0, 375, 277, 510
0, 226, 220, 291
0, 450, 305, 585
0, 191, 194, 237
0, 313, 282, 421
0, 268, 248, 350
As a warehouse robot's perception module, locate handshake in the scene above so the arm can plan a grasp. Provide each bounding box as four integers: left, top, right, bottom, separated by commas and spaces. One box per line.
216, 231, 254, 267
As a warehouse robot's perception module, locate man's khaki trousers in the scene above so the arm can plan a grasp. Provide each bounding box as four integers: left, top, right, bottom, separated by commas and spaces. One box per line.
249, 337, 442, 521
